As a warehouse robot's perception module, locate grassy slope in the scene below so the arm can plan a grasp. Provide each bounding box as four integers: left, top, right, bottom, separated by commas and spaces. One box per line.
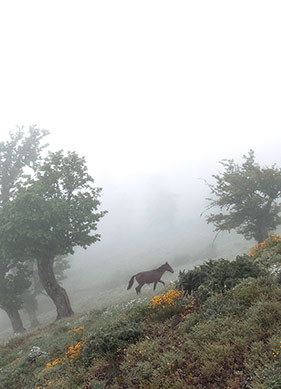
1, 271, 281, 388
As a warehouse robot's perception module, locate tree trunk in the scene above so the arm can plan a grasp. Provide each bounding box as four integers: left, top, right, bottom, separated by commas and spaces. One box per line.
256, 209, 270, 243
27, 309, 40, 328
256, 229, 269, 244
4, 306, 25, 333
36, 257, 74, 320
22, 291, 40, 328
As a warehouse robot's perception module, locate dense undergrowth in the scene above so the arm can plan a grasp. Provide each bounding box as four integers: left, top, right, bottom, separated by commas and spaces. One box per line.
1, 235, 281, 388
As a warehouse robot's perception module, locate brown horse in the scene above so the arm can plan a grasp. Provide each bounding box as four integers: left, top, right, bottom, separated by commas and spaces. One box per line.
127, 262, 174, 295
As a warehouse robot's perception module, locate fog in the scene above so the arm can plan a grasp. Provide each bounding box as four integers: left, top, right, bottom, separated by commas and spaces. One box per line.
0, 149, 280, 336
0, 1, 281, 336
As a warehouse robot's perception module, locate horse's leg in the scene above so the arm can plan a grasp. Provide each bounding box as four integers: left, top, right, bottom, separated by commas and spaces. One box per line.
135, 283, 143, 295
153, 282, 158, 290
159, 280, 165, 288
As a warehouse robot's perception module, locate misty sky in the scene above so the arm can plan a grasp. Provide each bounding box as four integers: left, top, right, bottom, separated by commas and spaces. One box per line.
1, 1, 281, 332
0, 1, 280, 188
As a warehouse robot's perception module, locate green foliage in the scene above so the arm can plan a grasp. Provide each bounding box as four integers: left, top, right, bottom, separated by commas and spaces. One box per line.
83, 319, 144, 365
22, 256, 71, 321
147, 289, 186, 321
0, 127, 49, 328
0, 263, 31, 310
176, 255, 261, 300
119, 282, 281, 388
124, 300, 151, 324
202, 293, 246, 318
0, 125, 49, 205
0, 149, 107, 320
250, 235, 281, 280
1, 254, 281, 388
231, 275, 279, 306
0, 150, 107, 260
206, 150, 281, 243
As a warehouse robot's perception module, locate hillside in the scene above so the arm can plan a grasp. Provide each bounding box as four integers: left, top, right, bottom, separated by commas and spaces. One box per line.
1, 237, 281, 388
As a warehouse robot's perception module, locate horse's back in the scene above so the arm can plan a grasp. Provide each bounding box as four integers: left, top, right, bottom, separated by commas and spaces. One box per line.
135, 269, 161, 284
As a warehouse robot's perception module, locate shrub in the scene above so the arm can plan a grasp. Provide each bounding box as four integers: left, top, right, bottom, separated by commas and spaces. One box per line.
250, 234, 281, 258
176, 255, 261, 299
202, 292, 246, 318
177, 312, 201, 334
148, 289, 186, 320
245, 301, 281, 338
250, 235, 281, 281
119, 331, 187, 389
82, 319, 143, 366
35, 326, 88, 389
231, 276, 278, 306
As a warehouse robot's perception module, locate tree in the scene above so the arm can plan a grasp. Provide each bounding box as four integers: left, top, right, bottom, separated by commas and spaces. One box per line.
22, 256, 70, 328
0, 150, 107, 320
0, 261, 31, 333
0, 125, 49, 205
205, 150, 281, 243
0, 126, 49, 332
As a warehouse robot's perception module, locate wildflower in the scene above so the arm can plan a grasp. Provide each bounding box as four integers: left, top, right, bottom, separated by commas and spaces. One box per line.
45, 337, 87, 369
28, 346, 47, 362
11, 357, 21, 365
250, 234, 281, 257
65, 337, 87, 362
149, 289, 183, 310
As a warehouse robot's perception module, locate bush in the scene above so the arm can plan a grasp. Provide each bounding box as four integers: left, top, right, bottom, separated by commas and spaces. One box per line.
231, 276, 279, 306
250, 235, 281, 279
176, 255, 261, 299
202, 293, 246, 318
148, 289, 186, 321
246, 301, 281, 337
177, 312, 201, 334
82, 319, 143, 366
250, 234, 281, 258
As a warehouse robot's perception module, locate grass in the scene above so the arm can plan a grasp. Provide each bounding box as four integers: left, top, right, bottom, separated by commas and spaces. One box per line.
1, 246, 281, 388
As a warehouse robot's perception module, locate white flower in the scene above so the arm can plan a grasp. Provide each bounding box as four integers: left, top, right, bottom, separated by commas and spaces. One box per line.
28, 346, 47, 361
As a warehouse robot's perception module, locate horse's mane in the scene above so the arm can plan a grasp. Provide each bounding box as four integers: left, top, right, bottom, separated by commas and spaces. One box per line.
155, 263, 167, 271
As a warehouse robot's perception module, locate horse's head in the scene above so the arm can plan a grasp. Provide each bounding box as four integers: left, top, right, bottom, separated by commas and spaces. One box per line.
164, 261, 174, 273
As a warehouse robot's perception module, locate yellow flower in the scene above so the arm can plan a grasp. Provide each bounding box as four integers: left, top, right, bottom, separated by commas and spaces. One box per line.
250, 234, 281, 257
149, 289, 183, 310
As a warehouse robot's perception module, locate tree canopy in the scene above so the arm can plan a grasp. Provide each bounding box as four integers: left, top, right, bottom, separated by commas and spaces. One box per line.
205, 150, 281, 243
0, 126, 49, 332
0, 125, 49, 205
0, 150, 107, 319
0, 150, 106, 258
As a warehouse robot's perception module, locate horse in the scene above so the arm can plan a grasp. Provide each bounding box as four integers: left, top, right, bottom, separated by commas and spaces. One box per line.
127, 262, 174, 295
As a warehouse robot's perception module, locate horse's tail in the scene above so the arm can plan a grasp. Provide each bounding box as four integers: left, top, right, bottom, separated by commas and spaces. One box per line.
127, 275, 135, 290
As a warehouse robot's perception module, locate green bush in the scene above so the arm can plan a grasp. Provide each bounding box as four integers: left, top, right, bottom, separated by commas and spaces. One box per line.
176, 255, 261, 299
147, 289, 187, 321
177, 312, 201, 334
202, 292, 246, 318
246, 301, 281, 337
231, 276, 278, 306
82, 319, 144, 366
2, 257, 281, 389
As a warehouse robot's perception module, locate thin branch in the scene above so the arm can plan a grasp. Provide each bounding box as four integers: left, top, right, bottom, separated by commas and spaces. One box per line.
212, 230, 221, 247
